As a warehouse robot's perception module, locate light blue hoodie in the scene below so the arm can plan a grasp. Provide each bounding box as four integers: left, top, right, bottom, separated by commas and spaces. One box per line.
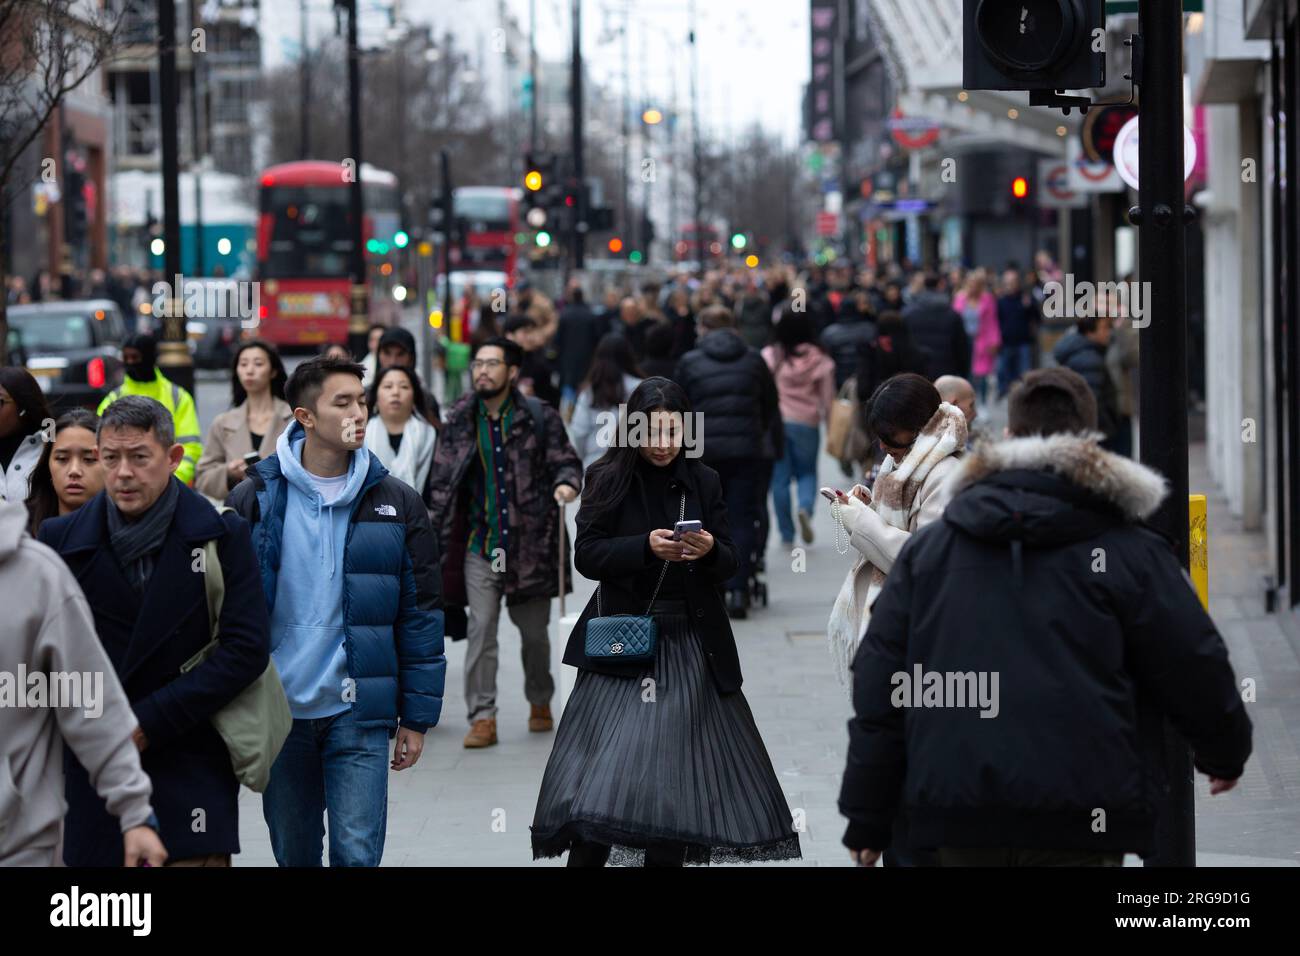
269, 425, 372, 720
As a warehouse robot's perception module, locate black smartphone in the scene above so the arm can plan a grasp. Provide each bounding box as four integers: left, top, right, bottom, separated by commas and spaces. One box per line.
672, 519, 703, 541
243, 451, 260, 466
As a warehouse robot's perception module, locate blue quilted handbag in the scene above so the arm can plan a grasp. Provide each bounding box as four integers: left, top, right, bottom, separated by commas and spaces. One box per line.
584, 493, 685, 664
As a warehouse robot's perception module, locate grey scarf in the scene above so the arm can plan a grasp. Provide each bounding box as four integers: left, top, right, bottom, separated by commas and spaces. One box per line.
107, 477, 181, 592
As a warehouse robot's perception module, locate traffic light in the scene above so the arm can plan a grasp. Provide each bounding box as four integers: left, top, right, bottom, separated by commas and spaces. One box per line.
730, 232, 747, 250
608, 237, 623, 254
1011, 176, 1029, 200
963, 0, 1104, 93
393, 230, 410, 249
523, 152, 560, 212
536, 230, 552, 248
64, 166, 86, 246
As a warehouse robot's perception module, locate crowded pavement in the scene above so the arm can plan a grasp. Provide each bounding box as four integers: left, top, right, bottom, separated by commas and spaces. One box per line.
4, 3, 1300, 915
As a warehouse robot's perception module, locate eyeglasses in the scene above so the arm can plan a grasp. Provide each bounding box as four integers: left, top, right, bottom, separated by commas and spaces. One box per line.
470, 358, 505, 371
878, 433, 914, 453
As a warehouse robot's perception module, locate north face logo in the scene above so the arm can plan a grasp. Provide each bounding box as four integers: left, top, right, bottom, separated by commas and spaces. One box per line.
374, 504, 397, 517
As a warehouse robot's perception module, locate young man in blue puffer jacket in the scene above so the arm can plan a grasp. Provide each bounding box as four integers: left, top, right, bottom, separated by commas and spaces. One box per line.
227, 356, 445, 867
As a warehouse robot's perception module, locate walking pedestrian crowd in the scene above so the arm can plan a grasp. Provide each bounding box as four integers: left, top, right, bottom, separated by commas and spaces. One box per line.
0, 251, 1252, 869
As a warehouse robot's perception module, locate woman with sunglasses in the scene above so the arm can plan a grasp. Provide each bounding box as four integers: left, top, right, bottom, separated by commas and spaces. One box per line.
825, 372, 967, 865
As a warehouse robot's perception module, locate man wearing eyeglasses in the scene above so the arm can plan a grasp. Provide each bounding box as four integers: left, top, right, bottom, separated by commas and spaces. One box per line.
427, 338, 583, 749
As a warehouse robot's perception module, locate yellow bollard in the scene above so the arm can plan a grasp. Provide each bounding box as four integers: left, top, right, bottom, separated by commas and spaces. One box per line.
1189, 495, 1208, 611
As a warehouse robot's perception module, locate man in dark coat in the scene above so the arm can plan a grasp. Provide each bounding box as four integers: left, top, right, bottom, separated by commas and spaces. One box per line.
40, 395, 270, 867
605, 295, 659, 361
427, 337, 583, 748
994, 267, 1039, 396
733, 273, 773, 350
839, 368, 1253, 867
554, 280, 602, 419
1053, 313, 1121, 449
820, 289, 878, 388
504, 313, 562, 409
674, 305, 780, 619
376, 326, 442, 427
901, 272, 971, 381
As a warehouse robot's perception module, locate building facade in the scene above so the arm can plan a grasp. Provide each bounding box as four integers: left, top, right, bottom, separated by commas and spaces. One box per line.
1189, 1, 1300, 614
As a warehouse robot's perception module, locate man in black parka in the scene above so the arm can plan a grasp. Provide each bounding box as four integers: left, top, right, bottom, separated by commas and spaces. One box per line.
839, 367, 1252, 866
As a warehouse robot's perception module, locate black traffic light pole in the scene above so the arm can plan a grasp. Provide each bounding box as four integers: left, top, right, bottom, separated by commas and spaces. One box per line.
440, 149, 453, 328
157, 0, 194, 396
570, 0, 585, 272
1133, 0, 1195, 868
961, 0, 1193, 867
343, 0, 367, 359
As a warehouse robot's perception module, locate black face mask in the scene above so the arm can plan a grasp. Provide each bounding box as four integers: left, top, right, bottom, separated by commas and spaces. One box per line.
125, 362, 155, 382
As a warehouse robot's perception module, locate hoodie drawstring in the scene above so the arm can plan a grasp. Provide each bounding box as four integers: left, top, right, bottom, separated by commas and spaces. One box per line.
312, 493, 336, 579
324, 500, 337, 579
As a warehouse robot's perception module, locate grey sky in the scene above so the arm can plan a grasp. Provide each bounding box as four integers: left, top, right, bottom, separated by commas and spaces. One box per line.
260, 0, 808, 145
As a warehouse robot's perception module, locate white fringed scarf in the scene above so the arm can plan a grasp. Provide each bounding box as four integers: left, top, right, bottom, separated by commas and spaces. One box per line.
364, 413, 436, 495
828, 401, 968, 689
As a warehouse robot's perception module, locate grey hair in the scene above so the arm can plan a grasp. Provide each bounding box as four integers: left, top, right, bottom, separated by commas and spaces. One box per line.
97, 395, 175, 448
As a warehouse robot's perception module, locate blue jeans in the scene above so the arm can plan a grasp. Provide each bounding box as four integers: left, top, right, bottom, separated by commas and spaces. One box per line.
998, 343, 1034, 397
262, 708, 391, 867
771, 422, 820, 544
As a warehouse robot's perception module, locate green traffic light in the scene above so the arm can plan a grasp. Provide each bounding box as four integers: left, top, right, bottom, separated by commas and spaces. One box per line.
730, 233, 746, 250
629, 250, 643, 264
536, 231, 552, 248
393, 231, 410, 248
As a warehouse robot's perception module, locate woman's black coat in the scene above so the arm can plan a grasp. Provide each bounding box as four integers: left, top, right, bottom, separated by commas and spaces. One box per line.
562, 452, 743, 692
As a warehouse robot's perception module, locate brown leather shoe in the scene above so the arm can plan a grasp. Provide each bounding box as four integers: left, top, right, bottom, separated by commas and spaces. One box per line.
463, 717, 498, 748
528, 704, 553, 732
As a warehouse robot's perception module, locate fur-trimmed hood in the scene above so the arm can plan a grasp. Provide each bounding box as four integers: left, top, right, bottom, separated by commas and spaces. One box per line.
941, 433, 1168, 547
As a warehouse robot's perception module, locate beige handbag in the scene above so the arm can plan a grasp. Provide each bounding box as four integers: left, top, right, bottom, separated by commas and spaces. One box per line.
826, 377, 859, 459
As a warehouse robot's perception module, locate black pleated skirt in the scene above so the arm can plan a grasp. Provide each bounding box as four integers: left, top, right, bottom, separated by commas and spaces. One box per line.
530, 600, 802, 865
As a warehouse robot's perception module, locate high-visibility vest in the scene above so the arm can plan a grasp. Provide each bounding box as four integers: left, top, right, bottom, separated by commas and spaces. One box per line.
97, 370, 203, 486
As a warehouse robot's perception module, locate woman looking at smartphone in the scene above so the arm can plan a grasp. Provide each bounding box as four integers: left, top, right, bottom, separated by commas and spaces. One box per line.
826, 372, 967, 866
195, 339, 293, 499
531, 377, 801, 868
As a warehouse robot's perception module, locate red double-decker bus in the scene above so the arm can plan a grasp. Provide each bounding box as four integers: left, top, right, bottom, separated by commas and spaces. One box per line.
254, 160, 401, 348
451, 186, 522, 284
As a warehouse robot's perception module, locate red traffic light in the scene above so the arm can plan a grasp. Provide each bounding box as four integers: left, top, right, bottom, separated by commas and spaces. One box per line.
608, 237, 624, 253
564, 194, 576, 207
1011, 176, 1029, 199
